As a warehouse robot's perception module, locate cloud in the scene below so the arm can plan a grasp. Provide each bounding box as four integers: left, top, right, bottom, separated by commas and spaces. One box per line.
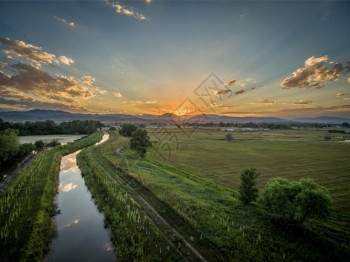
224, 79, 238, 86
145, 0, 152, 3
348, 77, 350, 83
54, 16, 75, 27
234, 89, 245, 95
281, 55, 349, 89
106, 1, 146, 20
58, 56, 74, 65
0, 37, 74, 66
221, 105, 350, 117
292, 99, 312, 105
113, 91, 122, 97
336, 93, 348, 97
0, 63, 102, 111
209, 89, 231, 96
252, 99, 276, 105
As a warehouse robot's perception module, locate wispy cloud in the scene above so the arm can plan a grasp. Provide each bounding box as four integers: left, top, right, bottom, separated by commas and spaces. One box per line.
336, 93, 348, 97
251, 98, 276, 105
281, 55, 350, 89
54, 16, 75, 27
106, 1, 146, 20
0, 37, 74, 66
292, 99, 312, 105
222, 105, 350, 117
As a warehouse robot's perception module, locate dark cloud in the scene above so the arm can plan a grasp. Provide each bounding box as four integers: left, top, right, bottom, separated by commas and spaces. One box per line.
224, 79, 238, 86
0, 63, 104, 112
281, 55, 350, 89
234, 89, 245, 95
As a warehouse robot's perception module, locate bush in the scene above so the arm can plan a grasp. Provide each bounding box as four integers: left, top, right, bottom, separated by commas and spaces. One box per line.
34, 140, 45, 150
226, 133, 233, 141
259, 177, 332, 224
324, 135, 331, 141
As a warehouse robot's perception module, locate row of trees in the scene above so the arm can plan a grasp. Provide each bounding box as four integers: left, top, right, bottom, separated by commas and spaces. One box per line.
238, 168, 332, 225
0, 119, 104, 135
119, 124, 151, 157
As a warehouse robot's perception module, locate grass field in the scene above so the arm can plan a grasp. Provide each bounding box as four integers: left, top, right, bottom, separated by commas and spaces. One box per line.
95, 129, 350, 261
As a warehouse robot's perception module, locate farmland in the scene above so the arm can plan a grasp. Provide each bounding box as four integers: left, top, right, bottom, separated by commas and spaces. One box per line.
93, 128, 350, 261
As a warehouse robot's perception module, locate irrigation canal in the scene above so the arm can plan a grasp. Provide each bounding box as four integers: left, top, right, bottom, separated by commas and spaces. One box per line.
46, 133, 116, 261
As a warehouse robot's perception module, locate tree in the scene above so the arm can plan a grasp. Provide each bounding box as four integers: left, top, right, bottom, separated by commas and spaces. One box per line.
34, 140, 45, 150
259, 178, 332, 224
0, 129, 20, 165
119, 123, 138, 137
238, 168, 260, 205
225, 133, 233, 141
130, 128, 151, 157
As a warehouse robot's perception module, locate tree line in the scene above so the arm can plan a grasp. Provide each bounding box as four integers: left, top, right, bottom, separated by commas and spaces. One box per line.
0, 118, 104, 135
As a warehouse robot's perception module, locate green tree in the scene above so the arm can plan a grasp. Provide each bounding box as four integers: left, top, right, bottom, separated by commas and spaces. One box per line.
238, 168, 260, 205
0, 128, 20, 165
119, 123, 138, 137
130, 128, 151, 157
259, 178, 332, 224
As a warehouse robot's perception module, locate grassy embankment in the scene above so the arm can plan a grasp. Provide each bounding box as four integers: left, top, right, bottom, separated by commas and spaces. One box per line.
97, 129, 350, 261
0, 131, 103, 261
77, 132, 190, 261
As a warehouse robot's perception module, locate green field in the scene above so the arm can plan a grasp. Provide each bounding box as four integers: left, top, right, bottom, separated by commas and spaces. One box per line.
95, 128, 350, 261
148, 128, 350, 211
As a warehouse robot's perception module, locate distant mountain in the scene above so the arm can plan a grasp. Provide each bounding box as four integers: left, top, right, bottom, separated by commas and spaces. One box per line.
292, 116, 350, 124
0, 109, 349, 124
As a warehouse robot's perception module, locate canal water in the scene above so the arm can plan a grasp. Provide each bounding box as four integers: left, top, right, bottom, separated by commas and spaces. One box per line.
46, 133, 116, 261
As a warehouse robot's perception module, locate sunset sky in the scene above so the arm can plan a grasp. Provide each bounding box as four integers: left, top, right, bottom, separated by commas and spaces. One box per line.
0, 0, 349, 118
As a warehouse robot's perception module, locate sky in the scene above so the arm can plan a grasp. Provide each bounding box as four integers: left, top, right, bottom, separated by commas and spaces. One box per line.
0, 0, 350, 118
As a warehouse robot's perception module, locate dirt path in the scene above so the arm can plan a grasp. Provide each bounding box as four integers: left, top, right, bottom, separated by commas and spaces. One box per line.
90, 147, 213, 262
0, 153, 37, 194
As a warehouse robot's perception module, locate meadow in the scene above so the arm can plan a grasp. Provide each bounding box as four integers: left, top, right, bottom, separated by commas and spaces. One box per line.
96, 128, 350, 261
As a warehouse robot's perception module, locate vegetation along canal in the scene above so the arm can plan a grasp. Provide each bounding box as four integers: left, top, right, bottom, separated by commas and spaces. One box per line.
46, 133, 115, 261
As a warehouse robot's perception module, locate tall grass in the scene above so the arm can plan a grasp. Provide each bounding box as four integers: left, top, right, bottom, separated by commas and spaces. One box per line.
0, 131, 103, 261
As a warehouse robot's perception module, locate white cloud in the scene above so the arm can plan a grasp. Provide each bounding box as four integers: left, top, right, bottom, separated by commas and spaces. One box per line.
59, 55, 74, 65
54, 16, 76, 27
106, 1, 146, 20
113, 91, 122, 97
281, 55, 349, 89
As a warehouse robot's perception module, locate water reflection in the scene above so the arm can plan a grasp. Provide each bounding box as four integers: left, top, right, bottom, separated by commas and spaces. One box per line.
46, 133, 115, 261
59, 182, 77, 192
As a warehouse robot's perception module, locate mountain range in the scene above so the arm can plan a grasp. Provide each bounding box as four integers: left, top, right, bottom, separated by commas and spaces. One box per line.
0, 109, 349, 124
